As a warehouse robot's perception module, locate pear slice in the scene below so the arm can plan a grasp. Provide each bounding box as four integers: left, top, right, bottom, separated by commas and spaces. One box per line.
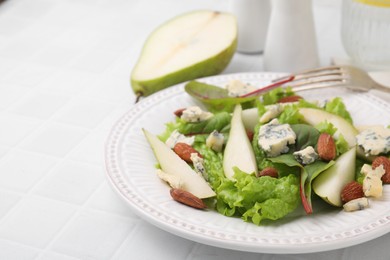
312, 147, 356, 207
143, 129, 215, 199
299, 108, 358, 147
131, 10, 238, 97
223, 105, 258, 179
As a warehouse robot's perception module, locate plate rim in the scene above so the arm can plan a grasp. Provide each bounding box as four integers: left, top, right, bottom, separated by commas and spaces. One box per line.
104, 72, 390, 254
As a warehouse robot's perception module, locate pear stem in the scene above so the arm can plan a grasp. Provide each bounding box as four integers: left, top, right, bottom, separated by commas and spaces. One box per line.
135, 92, 143, 103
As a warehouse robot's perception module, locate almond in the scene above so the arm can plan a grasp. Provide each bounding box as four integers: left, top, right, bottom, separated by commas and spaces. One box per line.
173, 108, 186, 117
170, 188, 206, 209
341, 181, 364, 204
257, 167, 278, 178
372, 156, 390, 184
173, 143, 202, 163
246, 130, 254, 142
317, 133, 336, 161
277, 95, 302, 103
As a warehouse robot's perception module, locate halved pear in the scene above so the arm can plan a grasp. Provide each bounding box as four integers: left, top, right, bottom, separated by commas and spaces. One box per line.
143, 129, 215, 199
299, 108, 358, 147
131, 10, 238, 97
223, 105, 258, 179
312, 147, 356, 207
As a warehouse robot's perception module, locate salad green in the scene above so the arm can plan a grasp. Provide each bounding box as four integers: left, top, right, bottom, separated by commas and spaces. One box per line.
145, 80, 390, 225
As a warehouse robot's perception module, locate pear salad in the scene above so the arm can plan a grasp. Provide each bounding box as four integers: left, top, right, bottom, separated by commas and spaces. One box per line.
143, 79, 390, 225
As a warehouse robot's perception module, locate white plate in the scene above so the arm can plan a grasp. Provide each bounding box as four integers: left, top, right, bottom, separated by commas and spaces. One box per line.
105, 73, 390, 254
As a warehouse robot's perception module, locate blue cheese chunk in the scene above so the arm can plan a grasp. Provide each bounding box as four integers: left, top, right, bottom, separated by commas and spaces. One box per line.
343, 197, 369, 212
206, 130, 224, 152
165, 130, 195, 149
181, 106, 213, 123
258, 119, 296, 157
356, 126, 390, 156
361, 164, 385, 198
156, 169, 182, 189
190, 153, 207, 180
225, 79, 256, 97
293, 146, 318, 165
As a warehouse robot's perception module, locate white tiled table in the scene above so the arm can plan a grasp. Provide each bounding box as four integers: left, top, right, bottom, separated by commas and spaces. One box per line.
0, 0, 389, 259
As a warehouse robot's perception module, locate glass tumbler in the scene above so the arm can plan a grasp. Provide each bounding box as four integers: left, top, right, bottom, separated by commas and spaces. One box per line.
341, 0, 390, 70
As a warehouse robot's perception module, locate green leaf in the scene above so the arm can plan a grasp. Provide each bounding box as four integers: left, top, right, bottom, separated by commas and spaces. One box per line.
290, 124, 320, 152
185, 81, 257, 112
315, 121, 337, 136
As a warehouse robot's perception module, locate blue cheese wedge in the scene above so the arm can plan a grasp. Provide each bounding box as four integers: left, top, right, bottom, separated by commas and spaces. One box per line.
258, 119, 296, 157
356, 126, 390, 156
343, 197, 369, 212
206, 130, 224, 152
361, 164, 385, 198
190, 153, 207, 180
293, 146, 318, 165
181, 106, 213, 123
165, 130, 195, 148
225, 79, 256, 97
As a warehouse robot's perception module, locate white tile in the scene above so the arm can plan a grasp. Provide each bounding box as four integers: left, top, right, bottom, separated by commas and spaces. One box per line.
0, 191, 21, 219
51, 211, 134, 260
37, 70, 94, 95
2, 63, 58, 87
53, 97, 114, 129
187, 244, 261, 260
37, 251, 79, 260
20, 123, 89, 157
68, 50, 121, 73
112, 222, 194, 260
0, 241, 39, 260
0, 84, 30, 110
0, 145, 11, 159
0, 150, 58, 192
0, 197, 76, 248
67, 130, 106, 165
0, 15, 32, 36
9, 91, 71, 119
0, 113, 42, 146
86, 183, 138, 218
33, 160, 104, 205
81, 75, 134, 103
30, 44, 82, 68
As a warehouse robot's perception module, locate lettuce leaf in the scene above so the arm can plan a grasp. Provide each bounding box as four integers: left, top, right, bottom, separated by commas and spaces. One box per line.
324, 97, 353, 124
216, 168, 299, 225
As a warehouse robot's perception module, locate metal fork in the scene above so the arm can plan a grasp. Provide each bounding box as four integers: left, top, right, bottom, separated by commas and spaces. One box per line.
273, 65, 390, 93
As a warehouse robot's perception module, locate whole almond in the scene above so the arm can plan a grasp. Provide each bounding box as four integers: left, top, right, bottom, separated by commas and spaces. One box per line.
173, 108, 186, 117
372, 156, 390, 184
173, 143, 202, 163
277, 95, 302, 103
317, 133, 336, 161
341, 181, 364, 204
257, 167, 278, 178
170, 188, 206, 209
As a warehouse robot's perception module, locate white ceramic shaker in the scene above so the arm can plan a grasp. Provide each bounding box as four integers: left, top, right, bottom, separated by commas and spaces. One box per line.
263, 0, 319, 72
229, 0, 271, 54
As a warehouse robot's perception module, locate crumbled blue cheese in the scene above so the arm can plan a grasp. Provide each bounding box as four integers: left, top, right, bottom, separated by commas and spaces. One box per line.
206, 130, 224, 152
225, 79, 256, 97
165, 130, 195, 148
156, 169, 182, 189
343, 197, 369, 212
181, 106, 213, 123
259, 104, 283, 123
356, 126, 390, 156
361, 163, 385, 198
190, 153, 207, 180
293, 146, 318, 165
258, 119, 296, 157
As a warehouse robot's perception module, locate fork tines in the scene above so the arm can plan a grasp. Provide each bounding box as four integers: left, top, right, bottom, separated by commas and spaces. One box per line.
273, 66, 348, 92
